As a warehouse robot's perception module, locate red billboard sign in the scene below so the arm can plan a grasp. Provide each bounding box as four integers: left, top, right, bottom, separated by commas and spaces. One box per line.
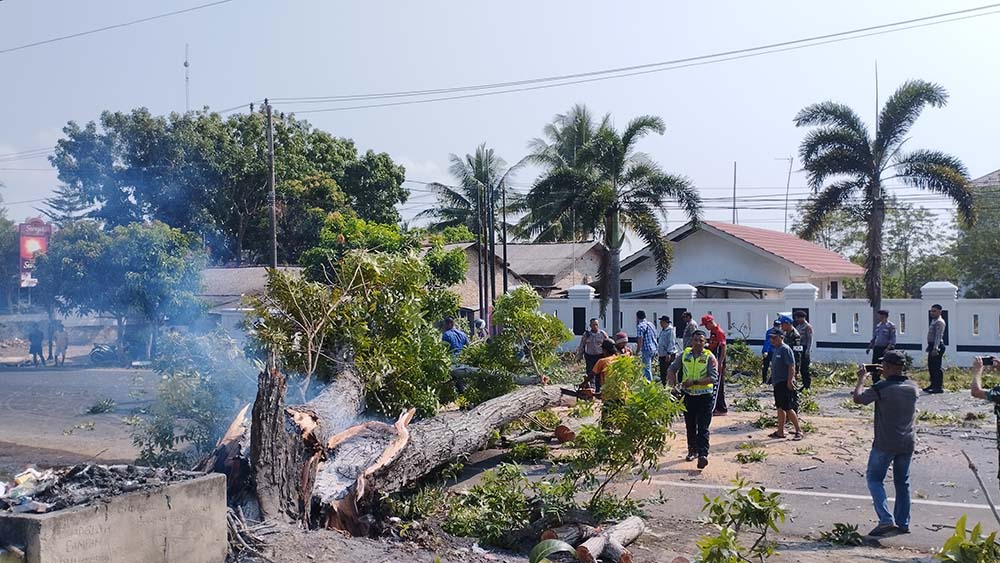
19, 218, 52, 288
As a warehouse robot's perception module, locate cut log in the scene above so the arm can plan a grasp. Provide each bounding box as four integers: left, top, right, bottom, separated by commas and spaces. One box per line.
554, 424, 576, 443
576, 516, 645, 563
541, 523, 600, 545
506, 508, 597, 547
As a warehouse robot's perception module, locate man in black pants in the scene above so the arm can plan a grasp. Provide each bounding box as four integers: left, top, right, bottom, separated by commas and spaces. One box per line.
866, 310, 896, 383
924, 304, 947, 394
668, 329, 720, 470
793, 311, 814, 389
762, 319, 780, 384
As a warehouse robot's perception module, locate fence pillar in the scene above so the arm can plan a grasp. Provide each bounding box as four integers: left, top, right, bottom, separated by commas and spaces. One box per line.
783, 283, 819, 320
665, 284, 697, 327
566, 284, 597, 337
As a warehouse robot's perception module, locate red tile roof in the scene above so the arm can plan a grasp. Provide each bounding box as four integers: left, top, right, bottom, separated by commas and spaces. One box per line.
704, 221, 864, 277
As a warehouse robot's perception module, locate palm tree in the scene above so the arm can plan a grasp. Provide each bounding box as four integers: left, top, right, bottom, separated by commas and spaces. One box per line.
795, 79, 975, 321
517, 104, 610, 242
419, 144, 515, 234
420, 144, 519, 314
520, 115, 702, 332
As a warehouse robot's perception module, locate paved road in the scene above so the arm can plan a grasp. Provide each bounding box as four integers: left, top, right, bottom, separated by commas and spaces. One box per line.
0, 366, 154, 478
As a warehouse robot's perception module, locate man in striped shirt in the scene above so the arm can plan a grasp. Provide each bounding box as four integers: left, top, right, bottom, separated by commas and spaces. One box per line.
636, 310, 659, 382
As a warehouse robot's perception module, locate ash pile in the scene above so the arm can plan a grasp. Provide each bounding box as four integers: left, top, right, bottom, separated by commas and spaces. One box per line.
1, 464, 197, 514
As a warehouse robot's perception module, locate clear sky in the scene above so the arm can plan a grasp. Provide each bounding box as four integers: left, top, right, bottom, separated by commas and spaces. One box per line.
1, 0, 998, 249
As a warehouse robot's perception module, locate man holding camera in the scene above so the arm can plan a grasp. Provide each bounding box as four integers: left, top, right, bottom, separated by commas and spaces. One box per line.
852, 350, 918, 536
969, 355, 1000, 480
924, 304, 947, 394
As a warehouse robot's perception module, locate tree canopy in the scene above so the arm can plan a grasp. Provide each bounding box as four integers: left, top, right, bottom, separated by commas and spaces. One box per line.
50, 108, 409, 264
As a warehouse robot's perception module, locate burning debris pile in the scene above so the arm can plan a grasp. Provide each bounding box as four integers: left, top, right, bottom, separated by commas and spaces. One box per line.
0, 464, 197, 514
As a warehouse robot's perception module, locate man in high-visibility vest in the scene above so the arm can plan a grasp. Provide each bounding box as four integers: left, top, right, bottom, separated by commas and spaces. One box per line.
667, 329, 720, 469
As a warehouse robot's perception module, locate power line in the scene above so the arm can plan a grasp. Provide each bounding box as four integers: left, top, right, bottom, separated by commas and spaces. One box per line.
0, 0, 238, 55
264, 6, 1000, 114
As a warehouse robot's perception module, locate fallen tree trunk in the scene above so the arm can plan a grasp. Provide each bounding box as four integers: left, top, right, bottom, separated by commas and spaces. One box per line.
576, 516, 646, 563
225, 359, 566, 535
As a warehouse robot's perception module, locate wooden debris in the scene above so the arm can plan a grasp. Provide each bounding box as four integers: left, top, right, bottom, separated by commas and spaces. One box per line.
541, 523, 600, 545
576, 516, 646, 563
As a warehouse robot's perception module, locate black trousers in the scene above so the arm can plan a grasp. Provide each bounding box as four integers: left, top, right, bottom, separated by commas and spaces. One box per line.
714, 359, 727, 413
928, 350, 944, 390
871, 346, 887, 383
800, 352, 812, 389
762, 351, 773, 384
683, 393, 714, 457
658, 354, 675, 386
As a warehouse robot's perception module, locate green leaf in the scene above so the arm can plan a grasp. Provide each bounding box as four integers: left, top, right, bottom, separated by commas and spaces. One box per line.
529, 539, 576, 563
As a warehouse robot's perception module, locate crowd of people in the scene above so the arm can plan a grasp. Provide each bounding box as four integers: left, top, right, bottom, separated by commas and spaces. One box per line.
443, 306, 1000, 538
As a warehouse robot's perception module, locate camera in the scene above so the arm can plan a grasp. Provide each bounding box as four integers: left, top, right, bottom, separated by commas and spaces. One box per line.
863, 364, 882, 374
983, 356, 996, 367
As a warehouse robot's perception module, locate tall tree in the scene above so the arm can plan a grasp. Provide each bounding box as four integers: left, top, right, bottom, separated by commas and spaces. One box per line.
520, 115, 702, 332
40, 184, 90, 226
519, 104, 610, 242
341, 150, 407, 224
955, 183, 1000, 297
419, 144, 516, 234
795, 79, 975, 320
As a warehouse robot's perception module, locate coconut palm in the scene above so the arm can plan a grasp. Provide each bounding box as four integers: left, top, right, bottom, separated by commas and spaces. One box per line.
418, 144, 516, 235
516, 104, 610, 242
520, 115, 702, 332
795, 79, 975, 320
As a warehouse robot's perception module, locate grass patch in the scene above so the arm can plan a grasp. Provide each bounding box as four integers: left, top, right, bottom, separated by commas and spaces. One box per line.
736, 448, 768, 464
839, 398, 872, 412
794, 446, 817, 456
751, 413, 777, 429
800, 419, 817, 433
733, 396, 764, 412
819, 522, 865, 546
507, 443, 549, 462
798, 395, 821, 414
965, 411, 988, 422
917, 410, 961, 426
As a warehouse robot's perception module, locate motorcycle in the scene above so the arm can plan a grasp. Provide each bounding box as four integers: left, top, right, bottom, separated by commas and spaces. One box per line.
89, 343, 119, 364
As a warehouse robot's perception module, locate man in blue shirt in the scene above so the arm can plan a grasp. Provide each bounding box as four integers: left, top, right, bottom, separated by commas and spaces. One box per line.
635, 310, 659, 382
442, 317, 469, 356
768, 331, 802, 440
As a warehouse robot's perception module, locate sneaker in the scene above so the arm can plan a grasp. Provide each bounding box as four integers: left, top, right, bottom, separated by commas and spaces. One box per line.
868, 523, 896, 536
713, 410, 728, 416
697, 456, 709, 469
896, 526, 910, 534
685, 452, 697, 462
924, 388, 944, 394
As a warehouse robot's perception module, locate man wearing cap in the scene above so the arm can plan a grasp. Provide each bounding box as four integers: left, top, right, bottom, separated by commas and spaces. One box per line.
614, 331, 633, 356
780, 315, 802, 383
768, 330, 803, 440
852, 350, 918, 536
793, 311, 814, 389
969, 355, 1000, 483
924, 304, 947, 394
680, 311, 698, 350
701, 315, 728, 415
657, 315, 678, 386
867, 310, 897, 379
668, 329, 719, 469
441, 317, 469, 356
636, 310, 659, 382
761, 319, 782, 384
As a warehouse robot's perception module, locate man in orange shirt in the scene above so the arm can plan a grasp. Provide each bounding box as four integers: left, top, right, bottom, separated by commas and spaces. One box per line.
589, 340, 620, 393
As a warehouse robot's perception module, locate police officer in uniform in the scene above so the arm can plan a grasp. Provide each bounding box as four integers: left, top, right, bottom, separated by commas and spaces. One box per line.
668, 329, 720, 469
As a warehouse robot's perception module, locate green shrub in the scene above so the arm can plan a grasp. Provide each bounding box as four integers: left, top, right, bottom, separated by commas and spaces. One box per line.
727, 339, 761, 378
935, 515, 1000, 562
733, 396, 763, 412
736, 448, 768, 464
699, 477, 787, 563
752, 414, 777, 429
507, 443, 549, 462
443, 464, 532, 548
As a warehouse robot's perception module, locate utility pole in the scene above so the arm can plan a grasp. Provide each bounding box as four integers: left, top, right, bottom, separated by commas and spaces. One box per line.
184, 44, 190, 113
487, 180, 497, 312
731, 161, 738, 224
265, 99, 277, 269
475, 184, 484, 320
775, 156, 794, 232
501, 181, 509, 293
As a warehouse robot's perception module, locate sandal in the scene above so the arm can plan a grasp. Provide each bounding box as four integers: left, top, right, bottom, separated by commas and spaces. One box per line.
767, 431, 786, 439
792, 432, 803, 441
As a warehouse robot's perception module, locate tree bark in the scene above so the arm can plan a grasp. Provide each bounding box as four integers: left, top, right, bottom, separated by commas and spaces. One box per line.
608, 211, 623, 333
